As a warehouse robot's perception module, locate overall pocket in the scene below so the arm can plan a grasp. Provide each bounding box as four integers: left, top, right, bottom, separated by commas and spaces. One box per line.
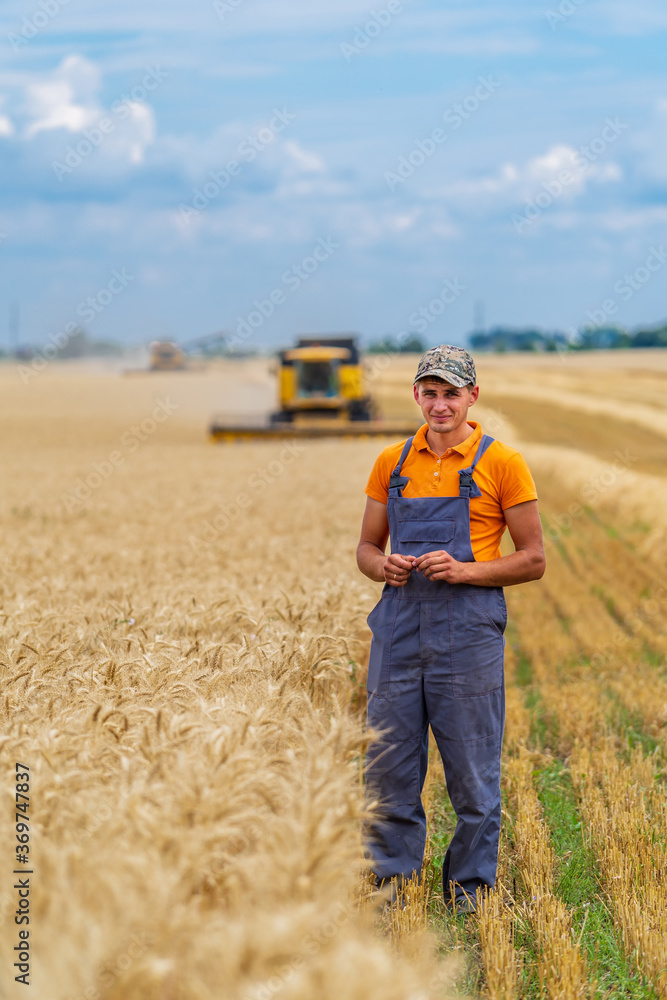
449, 587, 505, 698
395, 518, 456, 545
366, 598, 399, 694
470, 587, 507, 636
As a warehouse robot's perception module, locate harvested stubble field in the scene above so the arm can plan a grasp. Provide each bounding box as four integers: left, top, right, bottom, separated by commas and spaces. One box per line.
0, 350, 666, 1000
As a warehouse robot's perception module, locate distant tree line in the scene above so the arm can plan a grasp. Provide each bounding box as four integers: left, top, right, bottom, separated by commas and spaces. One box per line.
0, 328, 259, 361
366, 334, 426, 354
0, 327, 122, 360
470, 328, 569, 352
470, 322, 667, 352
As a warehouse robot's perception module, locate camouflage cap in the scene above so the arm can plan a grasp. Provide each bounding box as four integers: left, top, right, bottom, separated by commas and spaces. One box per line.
413, 345, 476, 388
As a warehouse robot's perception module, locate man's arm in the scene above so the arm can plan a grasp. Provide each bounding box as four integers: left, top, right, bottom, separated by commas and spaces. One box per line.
414, 499, 546, 586
356, 497, 417, 587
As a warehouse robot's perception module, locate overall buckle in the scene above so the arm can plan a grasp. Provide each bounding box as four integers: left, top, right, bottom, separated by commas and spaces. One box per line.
389, 474, 410, 490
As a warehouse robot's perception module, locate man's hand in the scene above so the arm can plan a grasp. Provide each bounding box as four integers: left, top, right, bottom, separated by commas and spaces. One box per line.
414, 549, 469, 583
383, 553, 417, 587
357, 498, 419, 585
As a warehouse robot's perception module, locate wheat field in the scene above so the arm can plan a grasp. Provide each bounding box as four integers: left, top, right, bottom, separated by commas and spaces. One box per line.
0, 351, 666, 999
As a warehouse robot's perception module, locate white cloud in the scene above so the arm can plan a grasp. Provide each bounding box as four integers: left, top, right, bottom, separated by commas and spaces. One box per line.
431, 142, 622, 211
526, 144, 578, 182
282, 140, 325, 174
524, 143, 620, 190
25, 55, 100, 137
121, 101, 156, 164
390, 209, 421, 232
0, 97, 13, 136
19, 54, 157, 171
25, 81, 92, 136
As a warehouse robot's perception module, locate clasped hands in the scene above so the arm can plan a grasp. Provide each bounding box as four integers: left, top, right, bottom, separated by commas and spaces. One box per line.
383, 549, 468, 587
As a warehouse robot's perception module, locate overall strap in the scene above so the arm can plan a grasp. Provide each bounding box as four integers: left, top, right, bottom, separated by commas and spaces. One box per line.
470, 433, 495, 472
388, 436, 414, 495
458, 433, 495, 499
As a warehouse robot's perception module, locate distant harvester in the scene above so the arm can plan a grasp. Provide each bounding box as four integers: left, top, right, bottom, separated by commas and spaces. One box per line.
149, 340, 187, 371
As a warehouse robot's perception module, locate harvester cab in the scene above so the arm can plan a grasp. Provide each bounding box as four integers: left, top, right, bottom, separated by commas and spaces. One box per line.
273, 337, 373, 424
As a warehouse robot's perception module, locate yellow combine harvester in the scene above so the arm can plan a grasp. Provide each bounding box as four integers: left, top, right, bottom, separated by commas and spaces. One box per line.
209, 336, 419, 440
149, 340, 187, 371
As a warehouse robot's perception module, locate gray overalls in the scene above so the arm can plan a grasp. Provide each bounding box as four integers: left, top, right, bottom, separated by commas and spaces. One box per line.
365, 432, 506, 903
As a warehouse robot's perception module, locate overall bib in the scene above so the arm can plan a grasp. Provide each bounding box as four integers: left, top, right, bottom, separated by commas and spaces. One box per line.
365, 433, 507, 903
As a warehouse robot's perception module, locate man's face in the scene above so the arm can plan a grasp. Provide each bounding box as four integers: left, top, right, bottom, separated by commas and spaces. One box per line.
413, 377, 478, 435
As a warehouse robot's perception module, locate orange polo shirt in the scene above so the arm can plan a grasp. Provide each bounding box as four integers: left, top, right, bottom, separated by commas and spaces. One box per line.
364, 421, 537, 561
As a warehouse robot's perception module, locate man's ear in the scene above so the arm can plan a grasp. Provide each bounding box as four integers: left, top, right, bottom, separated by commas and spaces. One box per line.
413, 383, 420, 403
468, 385, 480, 405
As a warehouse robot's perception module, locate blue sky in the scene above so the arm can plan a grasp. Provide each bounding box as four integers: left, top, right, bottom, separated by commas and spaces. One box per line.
1, 0, 667, 350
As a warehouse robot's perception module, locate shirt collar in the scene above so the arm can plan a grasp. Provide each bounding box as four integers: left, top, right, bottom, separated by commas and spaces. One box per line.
413, 421, 481, 458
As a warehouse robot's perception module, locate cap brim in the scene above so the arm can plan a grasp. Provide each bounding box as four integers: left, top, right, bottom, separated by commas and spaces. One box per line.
413, 368, 470, 388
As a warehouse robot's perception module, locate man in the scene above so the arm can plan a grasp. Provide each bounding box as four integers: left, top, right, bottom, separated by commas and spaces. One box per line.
356, 345, 545, 911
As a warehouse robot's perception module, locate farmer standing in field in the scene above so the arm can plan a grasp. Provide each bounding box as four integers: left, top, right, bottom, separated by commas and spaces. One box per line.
356, 346, 545, 912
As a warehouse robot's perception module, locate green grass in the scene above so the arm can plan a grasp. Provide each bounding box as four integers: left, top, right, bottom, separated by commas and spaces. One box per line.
512, 912, 543, 999
641, 644, 664, 668
536, 760, 659, 1000
554, 537, 574, 567
506, 622, 532, 689
425, 774, 460, 920
590, 584, 629, 631
515, 652, 533, 688
605, 697, 665, 760
524, 687, 558, 752
424, 770, 485, 996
